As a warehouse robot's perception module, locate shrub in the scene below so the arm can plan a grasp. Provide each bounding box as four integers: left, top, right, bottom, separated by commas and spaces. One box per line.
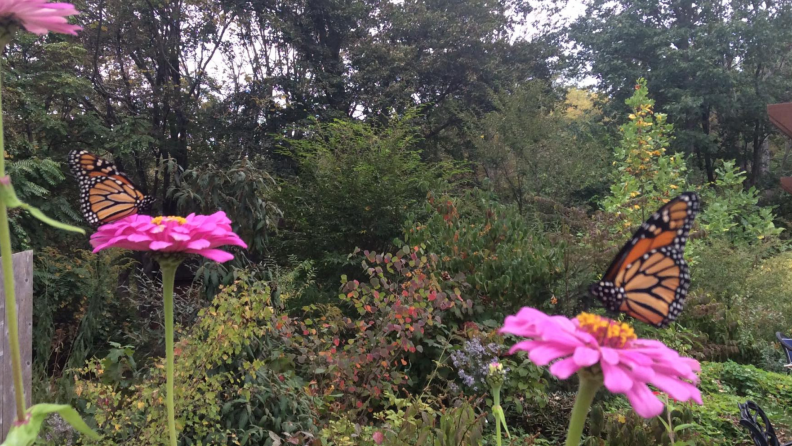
695, 362, 792, 444
275, 112, 461, 284
678, 238, 792, 369
444, 331, 549, 424
319, 395, 485, 446
33, 248, 134, 390
404, 190, 596, 314
72, 271, 320, 445
698, 160, 783, 245
463, 82, 609, 209
271, 245, 475, 415
602, 78, 688, 233
584, 403, 716, 446
579, 361, 792, 446
170, 157, 282, 258
375, 398, 485, 446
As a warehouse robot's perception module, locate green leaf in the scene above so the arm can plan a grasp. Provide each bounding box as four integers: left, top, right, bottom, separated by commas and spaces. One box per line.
19, 203, 85, 234
492, 405, 510, 438
0, 182, 84, 234
673, 423, 699, 433
2, 403, 100, 446
655, 416, 671, 432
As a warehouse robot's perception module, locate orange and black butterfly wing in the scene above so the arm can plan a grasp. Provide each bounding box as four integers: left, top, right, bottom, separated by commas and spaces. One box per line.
589, 192, 700, 328
68, 150, 154, 226
601, 245, 690, 327
69, 150, 125, 178
81, 177, 142, 225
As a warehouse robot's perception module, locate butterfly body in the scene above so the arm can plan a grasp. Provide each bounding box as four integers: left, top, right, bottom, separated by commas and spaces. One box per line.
590, 192, 700, 328
68, 150, 154, 226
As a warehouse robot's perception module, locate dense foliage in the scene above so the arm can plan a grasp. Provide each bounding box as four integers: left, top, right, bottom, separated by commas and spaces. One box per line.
8, 0, 792, 444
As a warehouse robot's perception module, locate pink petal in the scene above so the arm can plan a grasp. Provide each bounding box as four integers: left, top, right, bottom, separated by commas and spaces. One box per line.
91, 238, 142, 252
650, 375, 703, 405
550, 315, 579, 332
5, 0, 83, 36
618, 350, 654, 368
681, 357, 702, 373
601, 361, 633, 393
573, 346, 600, 367
187, 239, 211, 249
624, 383, 665, 418
628, 365, 655, 382
507, 339, 540, 355
500, 308, 550, 337
653, 361, 697, 381
187, 248, 234, 263
127, 233, 152, 242
600, 347, 619, 364
149, 241, 173, 250
534, 319, 588, 348
549, 357, 581, 379
528, 344, 575, 366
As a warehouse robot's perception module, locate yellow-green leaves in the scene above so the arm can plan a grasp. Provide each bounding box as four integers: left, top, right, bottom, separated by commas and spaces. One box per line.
1, 404, 100, 446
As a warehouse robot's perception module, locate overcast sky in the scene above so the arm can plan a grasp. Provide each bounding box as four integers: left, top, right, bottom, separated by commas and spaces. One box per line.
520, 0, 587, 40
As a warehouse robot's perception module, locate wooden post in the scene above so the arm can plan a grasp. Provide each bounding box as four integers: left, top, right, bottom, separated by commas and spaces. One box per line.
0, 250, 33, 440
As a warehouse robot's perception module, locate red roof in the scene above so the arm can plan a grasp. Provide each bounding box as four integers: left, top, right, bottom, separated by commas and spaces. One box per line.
769, 103, 792, 138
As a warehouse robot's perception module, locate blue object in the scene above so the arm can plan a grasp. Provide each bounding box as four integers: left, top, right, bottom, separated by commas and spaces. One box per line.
776, 332, 792, 365
738, 400, 792, 446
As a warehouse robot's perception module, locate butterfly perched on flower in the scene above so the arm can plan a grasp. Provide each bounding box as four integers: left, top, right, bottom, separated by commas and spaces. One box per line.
590, 192, 700, 328
68, 150, 155, 226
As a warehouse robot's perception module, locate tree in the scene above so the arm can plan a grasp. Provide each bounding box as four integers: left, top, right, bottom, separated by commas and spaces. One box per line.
463, 82, 608, 210
602, 79, 688, 231
224, 0, 558, 160
77, 0, 235, 213
275, 113, 456, 283
568, 0, 792, 184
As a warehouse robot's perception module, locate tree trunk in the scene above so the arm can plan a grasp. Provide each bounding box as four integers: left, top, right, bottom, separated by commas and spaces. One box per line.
751, 122, 770, 185
700, 107, 715, 182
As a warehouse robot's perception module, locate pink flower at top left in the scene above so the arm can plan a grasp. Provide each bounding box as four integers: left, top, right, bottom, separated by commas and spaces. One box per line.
90, 212, 248, 263
0, 0, 81, 35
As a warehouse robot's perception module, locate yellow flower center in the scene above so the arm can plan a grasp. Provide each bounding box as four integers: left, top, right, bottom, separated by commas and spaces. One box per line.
576, 312, 636, 348
151, 216, 187, 225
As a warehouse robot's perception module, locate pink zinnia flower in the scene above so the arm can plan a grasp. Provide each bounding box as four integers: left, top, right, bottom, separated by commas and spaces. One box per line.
500, 308, 702, 418
0, 0, 81, 35
372, 431, 384, 445
90, 212, 247, 263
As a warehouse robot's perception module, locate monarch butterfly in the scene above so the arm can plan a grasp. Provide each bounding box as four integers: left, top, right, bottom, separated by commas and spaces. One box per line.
589, 192, 700, 328
68, 150, 154, 226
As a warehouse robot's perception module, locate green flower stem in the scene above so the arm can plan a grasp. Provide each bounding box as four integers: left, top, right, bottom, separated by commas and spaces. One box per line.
493, 388, 502, 446
160, 259, 182, 446
0, 47, 26, 423
565, 371, 602, 446
0, 54, 6, 177
0, 203, 25, 422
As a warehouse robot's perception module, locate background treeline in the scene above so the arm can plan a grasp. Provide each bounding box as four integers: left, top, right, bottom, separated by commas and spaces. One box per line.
11, 0, 792, 444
